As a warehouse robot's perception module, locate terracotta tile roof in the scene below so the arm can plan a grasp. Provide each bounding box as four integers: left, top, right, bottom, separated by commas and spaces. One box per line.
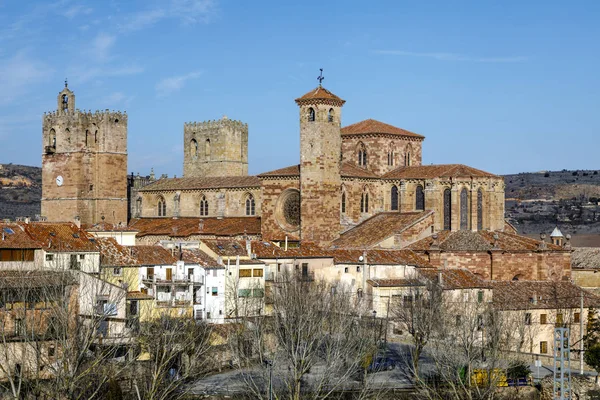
295, 86, 345, 106
138, 176, 260, 192
491, 281, 600, 310
0, 270, 76, 288
341, 119, 424, 139
407, 231, 564, 252
129, 245, 177, 266
258, 164, 300, 177
382, 164, 498, 179
128, 217, 261, 238
572, 248, 600, 269
252, 241, 330, 259
203, 240, 248, 257
332, 249, 431, 267
367, 278, 422, 287
0, 223, 42, 249
96, 237, 140, 267
83, 222, 138, 232
340, 162, 379, 179
24, 222, 99, 253
238, 259, 266, 265
331, 211, 433, 249
419, 268, 490, 290
180, 248, 219, 267
127, 291, 154, 300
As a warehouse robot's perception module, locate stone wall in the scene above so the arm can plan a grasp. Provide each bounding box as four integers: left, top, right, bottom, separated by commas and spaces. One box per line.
260, 178, 300, 241
341, 135, 423, 175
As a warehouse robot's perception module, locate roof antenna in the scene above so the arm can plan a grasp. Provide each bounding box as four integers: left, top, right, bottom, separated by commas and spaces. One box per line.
317, 68, 324, 87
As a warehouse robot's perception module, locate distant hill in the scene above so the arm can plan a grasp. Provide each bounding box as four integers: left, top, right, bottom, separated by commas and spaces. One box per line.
0, 164, 41, 220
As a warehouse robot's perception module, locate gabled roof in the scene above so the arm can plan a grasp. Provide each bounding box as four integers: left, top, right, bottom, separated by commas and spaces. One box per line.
408, 230, 565, 252
252, 241, 330, 259
0, 223, 41, 249
83, 222, 138, 232
383, 164, 498, 180
24, 222, 98, 253
331, 211, 433, 249
550, 227, 564, 238
203, 240, 248, 257
341, 119, 424, 139
492, 281, 600, 310
129, 245, 177, 266
128, 217, 261, 238
341, 162, 379, 179
138, 176, 260, 192
258, 165, 300, 178
332, 249, 431, 267
96, 237, 140, 267
419, 268, 490, 290
295, 86, 345, 107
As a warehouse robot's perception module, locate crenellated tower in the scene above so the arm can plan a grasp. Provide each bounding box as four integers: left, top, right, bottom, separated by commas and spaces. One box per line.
183, 116, 248, 177
295, 85, 345, 245
41, 82, 128, 225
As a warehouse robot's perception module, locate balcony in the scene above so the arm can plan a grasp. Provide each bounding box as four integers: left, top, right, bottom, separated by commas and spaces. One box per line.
142, 274, 203, 286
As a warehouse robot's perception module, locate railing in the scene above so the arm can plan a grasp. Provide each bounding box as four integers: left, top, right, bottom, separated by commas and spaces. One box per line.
142, 274, 203, 285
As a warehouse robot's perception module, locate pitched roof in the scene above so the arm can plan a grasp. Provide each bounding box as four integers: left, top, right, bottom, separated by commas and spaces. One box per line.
128, 217, 261, 238
367, 278, 421, 287
138, 176, 260, 192
408, 230, 564, 252
24, 222, 98, 253
383, 164, 498, 179
491, 281, 600, 310
332, 249, 431, 267
340, 162, 379, 179
550, 227, 564, 238
203, 240, 248, 257
572, 248, 600, 269
294, 86, 345, 106
258, 165, 300, 178
129, 245, 177, 266
331, 211, 432, 249
96, 237, 140, 267
0, 223, 42, 249
341, 119, 424, 139
419, 268, 490, 290
180, 248, 219, 267
83, 222, 138, 232
252, 241, 330, 259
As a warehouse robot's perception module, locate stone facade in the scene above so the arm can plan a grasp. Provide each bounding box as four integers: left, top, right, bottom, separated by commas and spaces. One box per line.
183, 117, 248, 178
41, 85, 128, 225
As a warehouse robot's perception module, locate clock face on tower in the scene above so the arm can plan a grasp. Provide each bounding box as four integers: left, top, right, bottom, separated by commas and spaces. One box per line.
56, 176, 63, 186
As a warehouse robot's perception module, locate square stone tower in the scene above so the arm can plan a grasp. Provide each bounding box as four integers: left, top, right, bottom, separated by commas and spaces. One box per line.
41, 83, 128, 225
183, 116, 248, 177
295, 85, 345, 246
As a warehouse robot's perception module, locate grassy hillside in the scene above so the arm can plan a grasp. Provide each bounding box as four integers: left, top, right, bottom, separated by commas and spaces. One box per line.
0, 163, 41, 220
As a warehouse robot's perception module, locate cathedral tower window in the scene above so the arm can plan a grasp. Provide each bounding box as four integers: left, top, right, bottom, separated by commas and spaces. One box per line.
415, 185, 425, 211
62, 94, 68, 112
360, 188, 369, 213
49, 129, 56, 148
157, 196, 166, 217
391, 185, 399, 211
190, 139, 198, 158
200, 195, 209, 216
341, 190, 346, 214
136, 197, 142, 218
94, 130, 98, 144
405, 152, 411, 166
85, 130, 93, 147
443, 189, 452, 230
308, 107, 315, 122
327, 108, 334, 123
460, 188, 469, 230
388, 143, 395, 166
357, 143, 367, 167
477, 188, 483, 231
245, 194, 256, 216
205, 139, 211, 161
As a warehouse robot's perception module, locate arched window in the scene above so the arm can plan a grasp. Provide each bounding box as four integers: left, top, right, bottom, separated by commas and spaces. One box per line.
49, 129, 56, 148
405, 152, 411, 166
327, 108, 334, 123
136, 197, 142, 217
199, 195, 209, 216
245, 194, 256, 216
460, 188, 469, 230
341, 191, 346, 214
391, 185, 399, 211
361, 188, 369, 213
477, 189, 483, 231
443, 189, 451, 230
388, 143, 395, 166
205, 139, 211, 161
357, 142, 367, 167
415, 185, 425, 211
190, 139, 198, 158
62, 94, 68, 112
157, 196, 166, 217
94, 130, 98, 144
308, 107, 315, 122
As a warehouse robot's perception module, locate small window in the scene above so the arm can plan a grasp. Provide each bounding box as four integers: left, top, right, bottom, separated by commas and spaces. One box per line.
344, 267, 348, 273
79, 254, 85, 260
477, 290, 484, 303
46, 254, 54, 261
525, 313, 532, 325
48, 345, 56, 357
308, 107, 315, 122
199, 195, 209, 216
575, 312, 581, 323
245, 194, 256, 216
253, 289, 264, 298
238, 289, 251, 297
239, 269, 252, 278
557, 313, 563, 325
277, 263, 281, 272
540, 314, 547, 324
327, 108, 334, 122
357, 266, 361, 273
212, 287, 218, 296
113, 267, 122, 276
540, 341, 548, 354
341, 191, 346, 214
253, 269, 263, 277
476, 315, 483, 331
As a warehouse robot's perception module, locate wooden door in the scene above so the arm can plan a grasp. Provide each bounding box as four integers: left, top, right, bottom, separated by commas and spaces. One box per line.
166, 268, 172, 281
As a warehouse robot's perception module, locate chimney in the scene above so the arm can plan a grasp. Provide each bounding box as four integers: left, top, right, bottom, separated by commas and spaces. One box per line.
73, 216, 81, 229
24, 216, 30, 224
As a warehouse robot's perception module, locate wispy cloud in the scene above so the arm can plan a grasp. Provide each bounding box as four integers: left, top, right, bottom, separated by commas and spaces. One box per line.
62, 4, 93, 19
101, 91, 135, 108
0, 51, 52, 105
119, 0, 216, 32
68, 64, 144, 85
375, 50, 528, 63
88, 32, 116, 62
155, 71, 202, 97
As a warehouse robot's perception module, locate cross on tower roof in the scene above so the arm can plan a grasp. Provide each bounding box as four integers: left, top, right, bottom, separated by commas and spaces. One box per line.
64, 78, 68, 88
317, 68, 324, 86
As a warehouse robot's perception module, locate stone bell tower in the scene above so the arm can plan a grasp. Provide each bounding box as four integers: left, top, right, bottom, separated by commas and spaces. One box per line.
295, 79, 345, 245
41, 81, 128, 225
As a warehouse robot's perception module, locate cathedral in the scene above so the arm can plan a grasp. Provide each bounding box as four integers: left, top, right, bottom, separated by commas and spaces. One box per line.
42, 82, 506, 249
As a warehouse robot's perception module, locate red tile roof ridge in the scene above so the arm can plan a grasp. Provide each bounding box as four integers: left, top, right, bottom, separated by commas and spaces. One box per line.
258, 164, 300, 177
295, 86, 345, 106
382, 164, 498, 179
341, 119, 424, 139
138, 176, 261, 192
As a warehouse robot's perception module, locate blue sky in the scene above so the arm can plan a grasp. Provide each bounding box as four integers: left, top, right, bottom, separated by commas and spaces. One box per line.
1, 0, 599, 176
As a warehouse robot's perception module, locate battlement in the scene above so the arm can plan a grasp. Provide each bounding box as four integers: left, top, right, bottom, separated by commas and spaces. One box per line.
43, 109, 128, 123
184, 117, 247, 132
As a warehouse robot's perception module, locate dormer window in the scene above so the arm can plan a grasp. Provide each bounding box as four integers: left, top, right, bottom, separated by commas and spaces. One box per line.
308, 107, 315, 122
